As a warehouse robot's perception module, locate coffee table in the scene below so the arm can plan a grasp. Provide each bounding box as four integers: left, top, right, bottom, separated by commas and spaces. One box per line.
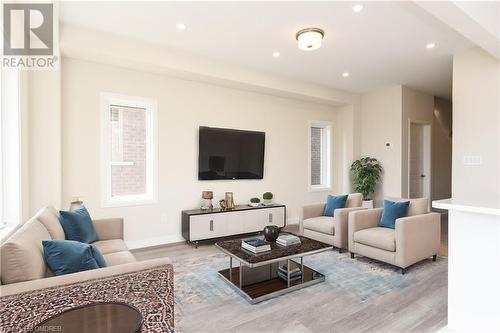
29, 302, 143, 333
215, 235, 331, 304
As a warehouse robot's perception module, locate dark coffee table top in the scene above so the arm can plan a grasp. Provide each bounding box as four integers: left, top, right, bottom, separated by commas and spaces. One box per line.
215, 235, 331, 267
30, 302, 143, 333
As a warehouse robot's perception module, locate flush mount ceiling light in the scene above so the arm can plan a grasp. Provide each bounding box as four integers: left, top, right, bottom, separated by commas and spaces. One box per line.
426, 42, 436, 49
176, 23, 186, 31
296, 28, 325, 51
272, 51, 280, 58
342, 72, 350, 78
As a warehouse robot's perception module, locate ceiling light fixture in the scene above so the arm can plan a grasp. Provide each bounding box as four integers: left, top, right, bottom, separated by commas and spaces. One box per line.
426, 42, 436, 49
176, 23, 186, 31
296, 28, 325, 51
272, 51, 280, 58
342, 72, 350, 78
352, 4, 364, 12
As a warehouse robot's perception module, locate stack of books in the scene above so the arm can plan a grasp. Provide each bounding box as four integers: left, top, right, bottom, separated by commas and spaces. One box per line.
276, 234, 301, 247
277, 264, 302, 282
241, 238, 271, 253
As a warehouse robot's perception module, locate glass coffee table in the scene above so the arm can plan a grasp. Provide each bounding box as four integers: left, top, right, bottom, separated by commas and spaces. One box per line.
215, 235, 331, 304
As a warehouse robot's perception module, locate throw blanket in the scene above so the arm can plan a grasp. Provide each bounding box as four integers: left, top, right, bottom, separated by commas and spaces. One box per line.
0, 265, 174, 333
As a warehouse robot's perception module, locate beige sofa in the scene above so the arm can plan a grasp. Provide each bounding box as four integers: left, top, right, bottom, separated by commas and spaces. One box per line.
0, 205, 171, 294
348, 198, 440, 274
301, 193, 364, 252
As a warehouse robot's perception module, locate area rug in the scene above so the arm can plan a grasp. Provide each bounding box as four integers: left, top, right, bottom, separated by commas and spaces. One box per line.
173, 249, 446, 332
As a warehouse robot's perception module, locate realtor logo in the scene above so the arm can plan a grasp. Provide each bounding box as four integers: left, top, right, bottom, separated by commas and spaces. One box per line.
3, 3, 57, 69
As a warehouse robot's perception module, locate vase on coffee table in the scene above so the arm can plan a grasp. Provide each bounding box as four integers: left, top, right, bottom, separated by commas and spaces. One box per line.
263, 225, 280, 242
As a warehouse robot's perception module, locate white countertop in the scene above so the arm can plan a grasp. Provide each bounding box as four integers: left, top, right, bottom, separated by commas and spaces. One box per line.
432, 198, 500, 216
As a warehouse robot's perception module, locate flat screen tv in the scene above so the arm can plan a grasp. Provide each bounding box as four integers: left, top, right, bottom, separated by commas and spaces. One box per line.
198, 126, 265, 180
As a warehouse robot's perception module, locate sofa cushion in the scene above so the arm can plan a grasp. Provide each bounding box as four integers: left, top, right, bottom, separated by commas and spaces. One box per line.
323, 194, 348, 217
59, 206, 98, 243
303, 216, 335, 235
387, 197, 428, 216
354, 227, 396, 252
346, 193, 363, 208
92, 239, 128, 255
103, 251, 136, 266
0, 219, 51, 284
34, 206, 65, 240
380, 200, 410, 229
43, 240, 105, 276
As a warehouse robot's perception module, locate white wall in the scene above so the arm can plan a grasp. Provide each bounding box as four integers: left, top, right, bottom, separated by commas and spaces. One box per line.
361, 85, 403, 205
452, 48, 499, 202
27, 70, 62, 215
61, 58, 354, 248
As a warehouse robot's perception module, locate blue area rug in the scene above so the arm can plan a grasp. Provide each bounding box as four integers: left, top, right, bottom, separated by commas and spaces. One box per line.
174, 249, 443, 306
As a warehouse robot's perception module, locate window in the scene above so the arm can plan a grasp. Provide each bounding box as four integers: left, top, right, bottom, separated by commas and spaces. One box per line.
101, 93, 157, 207
0, 69, 22, 234
309, 121, 331, 190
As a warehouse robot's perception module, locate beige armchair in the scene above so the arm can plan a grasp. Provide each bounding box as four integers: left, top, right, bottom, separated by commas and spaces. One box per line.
348, 198, 440, 274
301, 193, 364, 252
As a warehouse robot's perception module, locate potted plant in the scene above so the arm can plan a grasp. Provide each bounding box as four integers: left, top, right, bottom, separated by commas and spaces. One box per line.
249, 197, 261, 207
350, 157, 382, 208
262, 192, 273, 205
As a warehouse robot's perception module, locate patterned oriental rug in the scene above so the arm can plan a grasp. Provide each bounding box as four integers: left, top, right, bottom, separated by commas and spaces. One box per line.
0, 265, 174, 333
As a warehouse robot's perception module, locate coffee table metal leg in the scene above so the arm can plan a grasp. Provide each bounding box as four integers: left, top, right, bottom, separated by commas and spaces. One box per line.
229, 257, 232, 281
287, 259, 291, 288
301, 257, 304, 283
239, 261, 243, 289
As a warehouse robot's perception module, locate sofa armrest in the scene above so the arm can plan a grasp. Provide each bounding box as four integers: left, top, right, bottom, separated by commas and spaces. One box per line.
0, 257, 171, 297
333, 207, 366, 249
93, 217, 124, 240
348, 208, 383, 251
395, 212, 441, 268
303, 203, 325, 220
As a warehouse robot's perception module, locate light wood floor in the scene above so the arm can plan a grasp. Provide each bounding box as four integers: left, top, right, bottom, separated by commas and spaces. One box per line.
132, 216, 448, 333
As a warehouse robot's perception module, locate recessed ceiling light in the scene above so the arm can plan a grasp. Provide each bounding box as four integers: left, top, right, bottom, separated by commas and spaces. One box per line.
352, 4, 364, 12
176, 23, 186, 31
296, 28, 325, 51
342, 72, 350, 78
426, 43, 436, 49
272, 51, 280, 58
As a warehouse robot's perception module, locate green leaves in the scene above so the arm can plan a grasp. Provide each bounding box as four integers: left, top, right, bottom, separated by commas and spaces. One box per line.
350, 157, 382, 200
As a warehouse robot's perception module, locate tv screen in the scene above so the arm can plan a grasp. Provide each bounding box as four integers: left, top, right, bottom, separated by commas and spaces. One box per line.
198, 126, 265, 180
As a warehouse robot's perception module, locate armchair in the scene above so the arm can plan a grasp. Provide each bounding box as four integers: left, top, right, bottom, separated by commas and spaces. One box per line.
348, 198, 440, 274
301, 193, 364, 252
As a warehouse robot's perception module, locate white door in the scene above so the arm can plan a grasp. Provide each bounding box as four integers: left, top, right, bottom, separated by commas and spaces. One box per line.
409, 122, 431, 199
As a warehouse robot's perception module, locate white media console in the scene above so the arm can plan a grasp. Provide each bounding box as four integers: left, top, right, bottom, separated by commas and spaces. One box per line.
182, 204, 286, 247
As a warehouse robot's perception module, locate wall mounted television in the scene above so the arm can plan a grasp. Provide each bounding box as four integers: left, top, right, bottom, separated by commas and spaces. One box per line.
198, 126, 265, 180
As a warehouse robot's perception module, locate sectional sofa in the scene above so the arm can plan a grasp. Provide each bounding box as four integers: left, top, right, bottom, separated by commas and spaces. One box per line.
0, 206, 174, 332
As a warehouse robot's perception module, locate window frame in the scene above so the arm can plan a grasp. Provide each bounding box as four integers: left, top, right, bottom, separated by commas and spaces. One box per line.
308, 120, 332, 192
100, 93, 158, 207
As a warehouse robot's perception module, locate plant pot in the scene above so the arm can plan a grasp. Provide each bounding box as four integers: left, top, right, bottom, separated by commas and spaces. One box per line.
249, 202, 260, 207
362, 200, 374, 209
263, 225, 280, 242
263, 199, 273, 206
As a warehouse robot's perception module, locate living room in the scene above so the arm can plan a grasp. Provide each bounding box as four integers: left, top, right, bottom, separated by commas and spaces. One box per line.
1, 1, 499, 333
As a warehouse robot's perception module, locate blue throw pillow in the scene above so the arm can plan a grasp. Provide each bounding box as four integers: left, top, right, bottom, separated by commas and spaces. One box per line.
90, 244, 107, 268
379, 200, 410, 229
59, 206, 98, 243
323, 194, 348, 217
43, 240, 107, 276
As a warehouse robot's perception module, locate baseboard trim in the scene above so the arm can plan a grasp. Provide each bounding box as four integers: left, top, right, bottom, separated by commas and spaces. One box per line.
126, 234, 184, 250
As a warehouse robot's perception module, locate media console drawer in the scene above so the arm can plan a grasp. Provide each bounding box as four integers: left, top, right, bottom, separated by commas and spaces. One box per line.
182, 205, 286, 245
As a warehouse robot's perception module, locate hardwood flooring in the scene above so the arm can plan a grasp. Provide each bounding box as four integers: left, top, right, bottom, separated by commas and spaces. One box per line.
131, 216, 448, 333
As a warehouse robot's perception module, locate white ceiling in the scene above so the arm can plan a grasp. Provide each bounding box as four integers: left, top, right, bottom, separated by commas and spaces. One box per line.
60, 1, 477, 99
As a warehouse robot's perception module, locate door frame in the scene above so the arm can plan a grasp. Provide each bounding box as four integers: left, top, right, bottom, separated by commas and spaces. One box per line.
407, 119, 432, 203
